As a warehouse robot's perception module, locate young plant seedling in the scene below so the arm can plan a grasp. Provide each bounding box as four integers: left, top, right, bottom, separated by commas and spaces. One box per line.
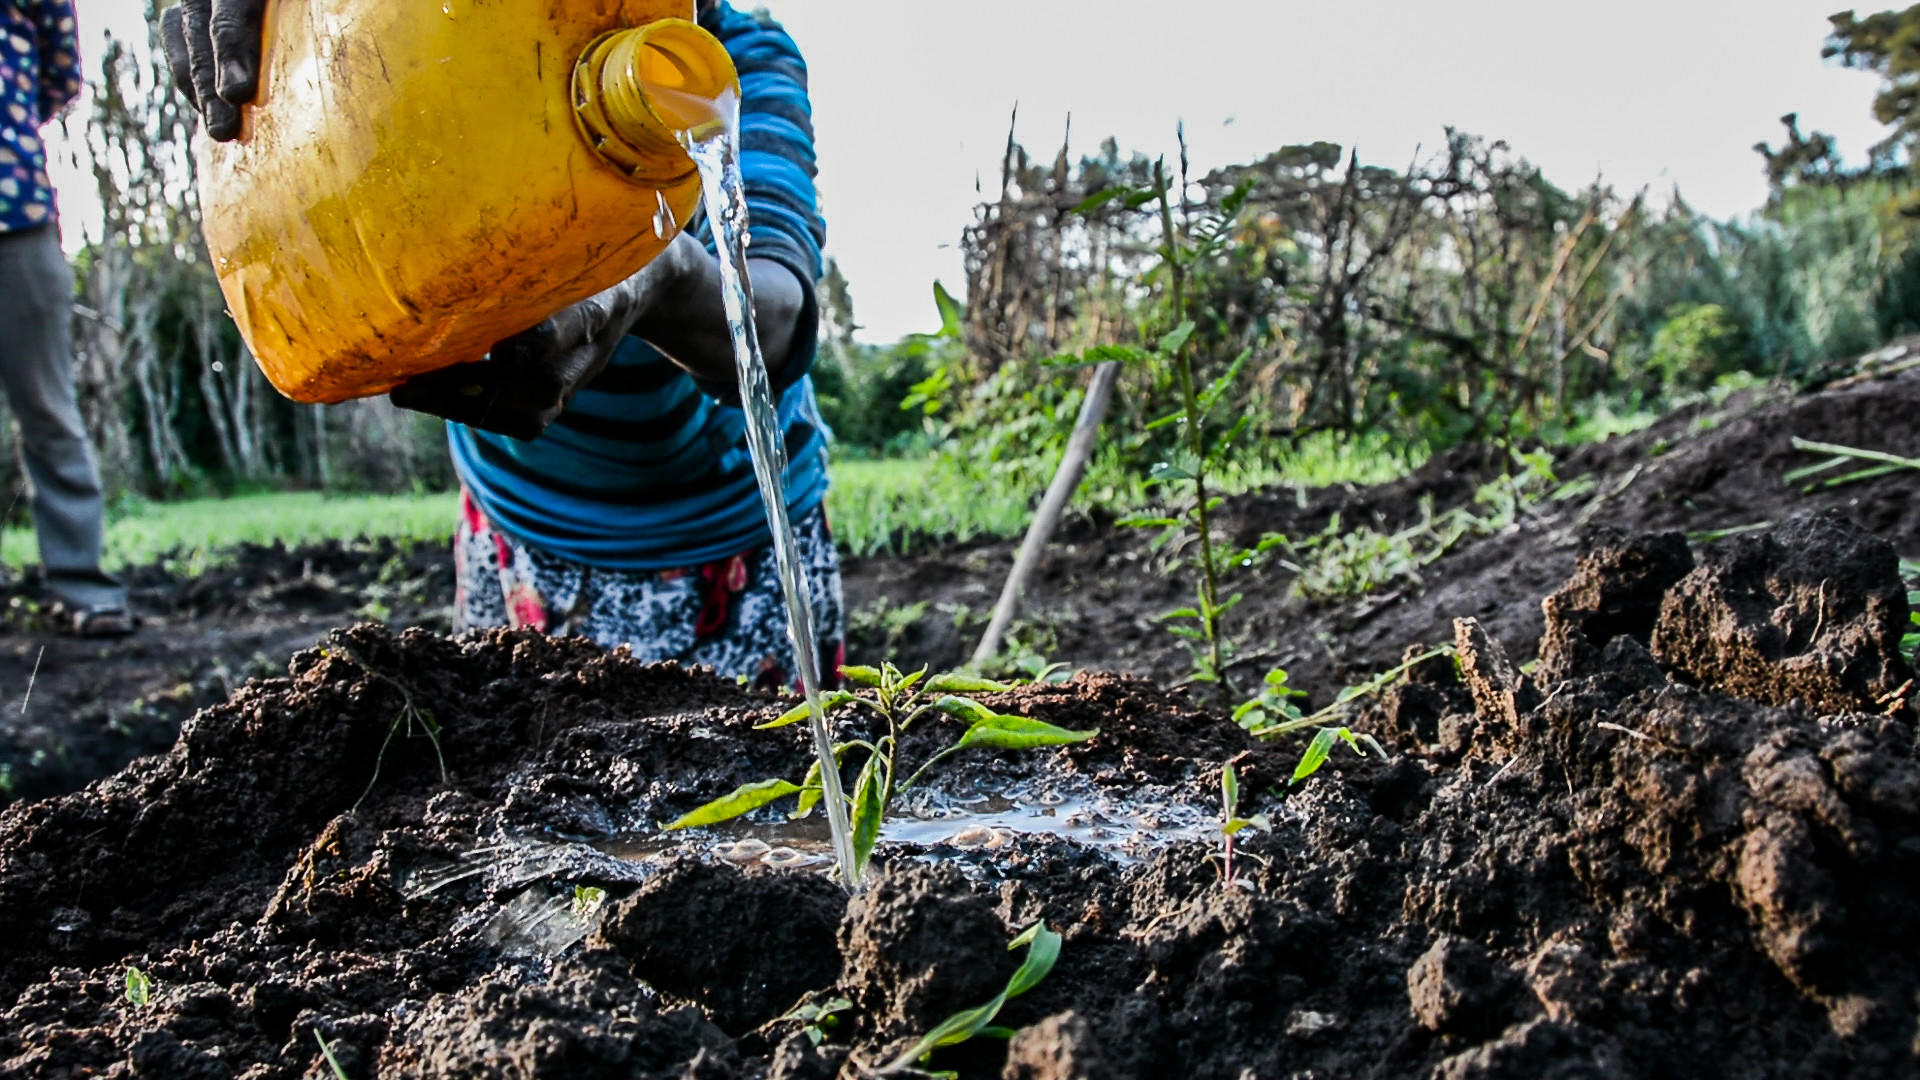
1237, 645, 1453, 738
664, 664, 1097, 883
123, 965, 152, 1009
877, 921, 1063, 1076
776, 994, 854, 1047
1209, 762, 1270, 888
570, 884, 607, 919
1287, 726, 1388, 786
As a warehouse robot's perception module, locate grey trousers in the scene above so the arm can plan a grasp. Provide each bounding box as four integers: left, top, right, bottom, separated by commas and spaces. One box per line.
0, 224, 124, 610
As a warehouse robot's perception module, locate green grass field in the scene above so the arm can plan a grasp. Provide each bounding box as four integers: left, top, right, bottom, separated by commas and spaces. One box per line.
0, 434, 1430, 573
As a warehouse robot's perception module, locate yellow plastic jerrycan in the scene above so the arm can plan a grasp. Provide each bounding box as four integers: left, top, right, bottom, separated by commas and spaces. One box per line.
195, 0, 739, 404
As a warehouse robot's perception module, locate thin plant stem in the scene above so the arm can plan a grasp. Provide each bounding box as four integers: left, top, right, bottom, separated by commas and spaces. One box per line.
1154, 159, 1225, 685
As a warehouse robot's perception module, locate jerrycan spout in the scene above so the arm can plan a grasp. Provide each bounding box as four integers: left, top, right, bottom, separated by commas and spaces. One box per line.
572, 20, 740, 184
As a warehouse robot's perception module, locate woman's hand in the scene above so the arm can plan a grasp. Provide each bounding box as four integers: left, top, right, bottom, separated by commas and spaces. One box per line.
158, 0, 266, 140
388, 234, 704, 440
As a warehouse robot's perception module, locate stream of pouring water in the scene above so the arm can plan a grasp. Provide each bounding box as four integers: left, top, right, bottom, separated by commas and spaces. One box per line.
678, 96, 860, 889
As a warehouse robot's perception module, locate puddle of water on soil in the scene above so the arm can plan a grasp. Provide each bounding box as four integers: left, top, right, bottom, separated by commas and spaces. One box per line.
594, 784, 1217, 869
397, 785, 1213, 956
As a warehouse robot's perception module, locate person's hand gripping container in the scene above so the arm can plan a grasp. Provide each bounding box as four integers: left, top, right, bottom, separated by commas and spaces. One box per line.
174, 0, 738, 406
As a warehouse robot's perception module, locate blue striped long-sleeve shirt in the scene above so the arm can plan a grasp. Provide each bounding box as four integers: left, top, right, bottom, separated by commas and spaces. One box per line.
448, 1, 830, 570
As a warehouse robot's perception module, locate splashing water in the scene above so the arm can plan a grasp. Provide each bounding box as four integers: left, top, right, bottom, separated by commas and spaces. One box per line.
676, 96, 860, 889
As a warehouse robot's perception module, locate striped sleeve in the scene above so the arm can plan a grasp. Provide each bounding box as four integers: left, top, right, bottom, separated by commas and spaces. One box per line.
695, 3, 826, 398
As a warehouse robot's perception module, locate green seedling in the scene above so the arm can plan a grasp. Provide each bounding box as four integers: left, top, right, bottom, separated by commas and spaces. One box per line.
879, 922, 1062, 1076
1209, 763, 1270, 887
664, 664, 1097, 882
776, 994, 853, 1047
1238, 645, 1453, 738
1288, 726, 1388, 786
570, 884, 607, 919
123, 965, 152, 1009
314, 1030, 351, 1080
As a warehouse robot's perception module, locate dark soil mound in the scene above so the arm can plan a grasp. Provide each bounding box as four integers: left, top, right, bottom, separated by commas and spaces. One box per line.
1, 506, 1915, 1077
0, 537, 450, 803
847, 365, 1920, 698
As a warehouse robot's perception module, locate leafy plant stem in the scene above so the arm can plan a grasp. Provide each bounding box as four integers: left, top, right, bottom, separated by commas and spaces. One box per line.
1155, 159, 1226, 689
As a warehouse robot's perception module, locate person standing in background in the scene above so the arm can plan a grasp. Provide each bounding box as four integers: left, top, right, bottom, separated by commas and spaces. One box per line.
0, 0, 133, 636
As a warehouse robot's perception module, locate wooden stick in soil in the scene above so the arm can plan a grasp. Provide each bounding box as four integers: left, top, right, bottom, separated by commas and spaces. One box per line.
971, 360, 1122, 668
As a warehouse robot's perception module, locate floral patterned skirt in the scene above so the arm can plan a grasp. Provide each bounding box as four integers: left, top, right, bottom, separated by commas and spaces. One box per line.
452, 488, 844, 692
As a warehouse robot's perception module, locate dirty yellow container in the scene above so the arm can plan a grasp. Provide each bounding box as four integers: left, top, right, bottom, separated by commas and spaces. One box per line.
195, 0, 739, 404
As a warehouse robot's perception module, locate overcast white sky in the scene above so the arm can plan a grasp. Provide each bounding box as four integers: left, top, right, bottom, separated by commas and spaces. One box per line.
47, 0, 1888, 343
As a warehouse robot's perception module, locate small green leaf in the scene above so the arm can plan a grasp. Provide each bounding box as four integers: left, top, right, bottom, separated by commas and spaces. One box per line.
927, 695, 998, 724
850, 753, 885, 876
954, 715, 1099, 752
1222, 763, 1240, 811
757, 690, 856, 729
896, 666, 930, 692
1149, 461, 1196, 482
1071, 186, 1128, 214
1157, 320, 1196, 356
124, 966, 152, 1009
1290, 728, 1339, 784
1219, 178, 1255, 219
841, 665, 883, 687
571, 884, 607, 916
1084, 343, 1154, 365
925, 673, 1013, 694
793, 744, 852, 819
663, 778, 804, 830
886, 924, 1062, 1070
1116, 515, 1181, 529
1004, 924, 1062, 997
1008, 921, 1045, 949
932, 281, 965, 338
1198, 348, 1251, 414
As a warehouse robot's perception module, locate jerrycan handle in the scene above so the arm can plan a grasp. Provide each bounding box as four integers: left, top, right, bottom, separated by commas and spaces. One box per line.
572, 19, 740, 185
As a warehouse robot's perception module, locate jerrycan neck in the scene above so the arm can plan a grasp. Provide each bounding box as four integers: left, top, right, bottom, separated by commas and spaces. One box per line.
572, 19, 740, 186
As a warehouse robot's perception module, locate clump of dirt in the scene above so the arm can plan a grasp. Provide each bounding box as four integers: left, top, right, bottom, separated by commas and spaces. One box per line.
1651, 509, 1914, 713
596, 859, 846, 1035
838, 863, 1018, 1044
2, 505, 1917, 1078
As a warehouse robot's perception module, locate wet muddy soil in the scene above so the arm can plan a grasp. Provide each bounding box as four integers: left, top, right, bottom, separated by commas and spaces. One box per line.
0, 365, 1915, 1077
0, 504, 1914, 1078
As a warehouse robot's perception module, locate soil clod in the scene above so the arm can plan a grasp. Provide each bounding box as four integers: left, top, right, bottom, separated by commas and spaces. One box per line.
1652, 511, 1915, 714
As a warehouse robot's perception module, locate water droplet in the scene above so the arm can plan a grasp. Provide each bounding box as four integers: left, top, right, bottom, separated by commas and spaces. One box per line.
652, 190, 676, 239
